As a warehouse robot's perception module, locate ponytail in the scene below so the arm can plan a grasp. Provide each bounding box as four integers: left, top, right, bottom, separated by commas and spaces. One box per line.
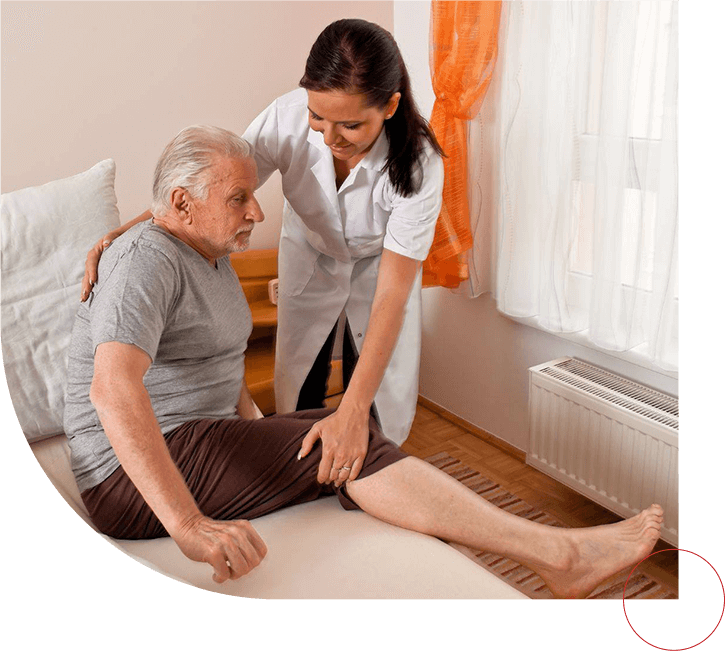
300, 18, 444, 197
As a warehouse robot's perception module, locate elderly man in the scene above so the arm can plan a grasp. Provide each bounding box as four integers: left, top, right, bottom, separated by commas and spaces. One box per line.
64, 125, 663, 597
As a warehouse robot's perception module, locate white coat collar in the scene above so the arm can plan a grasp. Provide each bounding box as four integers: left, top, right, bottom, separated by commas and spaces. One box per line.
306, 125, 328, 152
307, 129, 339, 215
338, 132, 388, 194
305, 126, 390, 212
358, 130, 389, 172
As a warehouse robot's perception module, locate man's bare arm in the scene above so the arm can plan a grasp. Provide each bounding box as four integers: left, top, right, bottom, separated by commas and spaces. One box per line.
91, 341, 267, 582
91, 342, 197, 530
236, 374, 263, 420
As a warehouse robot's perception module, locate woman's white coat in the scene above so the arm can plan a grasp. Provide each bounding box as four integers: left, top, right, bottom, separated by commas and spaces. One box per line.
243, 89, 443, 444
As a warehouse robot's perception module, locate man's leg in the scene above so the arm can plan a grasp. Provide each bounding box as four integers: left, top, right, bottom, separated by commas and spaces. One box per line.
345, 457, 664, 599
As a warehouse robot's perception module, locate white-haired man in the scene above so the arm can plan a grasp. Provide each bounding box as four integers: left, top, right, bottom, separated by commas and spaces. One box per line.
64, 125, 664, 597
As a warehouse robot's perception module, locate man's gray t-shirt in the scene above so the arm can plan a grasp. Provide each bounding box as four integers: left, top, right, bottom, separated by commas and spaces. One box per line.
63, 221, 253, 492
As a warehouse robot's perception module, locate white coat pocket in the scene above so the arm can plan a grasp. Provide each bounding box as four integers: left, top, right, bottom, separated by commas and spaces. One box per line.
278, 231, 321, 298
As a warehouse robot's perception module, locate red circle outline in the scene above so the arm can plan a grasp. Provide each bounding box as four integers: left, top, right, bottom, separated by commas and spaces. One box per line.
623, 549, 725, 650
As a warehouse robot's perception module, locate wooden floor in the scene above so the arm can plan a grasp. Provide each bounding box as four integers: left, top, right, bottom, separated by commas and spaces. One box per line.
400, 402, 679, 595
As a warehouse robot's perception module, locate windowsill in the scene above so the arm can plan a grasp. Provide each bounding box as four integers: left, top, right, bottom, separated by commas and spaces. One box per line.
505, 314, 678, 381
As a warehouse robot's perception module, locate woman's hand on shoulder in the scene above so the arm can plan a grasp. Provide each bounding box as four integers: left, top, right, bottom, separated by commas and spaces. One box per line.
80, 235, 113, 301
80, 210, 153, 301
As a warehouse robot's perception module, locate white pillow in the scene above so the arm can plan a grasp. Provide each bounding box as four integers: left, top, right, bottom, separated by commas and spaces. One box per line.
1, 159, 121, 441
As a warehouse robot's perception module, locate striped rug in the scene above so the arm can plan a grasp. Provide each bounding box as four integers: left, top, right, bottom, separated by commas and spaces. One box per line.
425, 452, 677, 599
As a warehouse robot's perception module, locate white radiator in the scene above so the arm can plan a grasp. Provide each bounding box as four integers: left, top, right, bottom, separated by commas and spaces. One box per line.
527, 357, 678, 545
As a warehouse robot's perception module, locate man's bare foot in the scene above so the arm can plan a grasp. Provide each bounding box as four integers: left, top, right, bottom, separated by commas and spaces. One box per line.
533, 504, 664, 599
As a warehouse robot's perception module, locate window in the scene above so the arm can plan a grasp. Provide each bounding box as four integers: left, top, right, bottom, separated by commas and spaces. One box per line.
573, 2, 677, 299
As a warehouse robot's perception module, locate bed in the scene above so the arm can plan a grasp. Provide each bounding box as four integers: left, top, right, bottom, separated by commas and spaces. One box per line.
1, 159, 526, 599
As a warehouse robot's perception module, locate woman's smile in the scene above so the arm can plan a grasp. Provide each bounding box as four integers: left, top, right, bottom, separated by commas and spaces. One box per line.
306, 89, 390, 165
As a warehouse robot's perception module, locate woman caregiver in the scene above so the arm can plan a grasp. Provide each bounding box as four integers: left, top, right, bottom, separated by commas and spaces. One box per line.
81, 18, 445, 486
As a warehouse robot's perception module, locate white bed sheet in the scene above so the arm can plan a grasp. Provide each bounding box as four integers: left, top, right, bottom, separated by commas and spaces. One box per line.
30, 434, 527, 599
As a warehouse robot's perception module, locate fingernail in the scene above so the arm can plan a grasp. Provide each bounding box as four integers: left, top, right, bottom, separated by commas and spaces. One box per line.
297, 451, 302, 461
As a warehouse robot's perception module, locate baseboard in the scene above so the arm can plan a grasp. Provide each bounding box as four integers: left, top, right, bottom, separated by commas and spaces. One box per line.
416, 396, 526, 463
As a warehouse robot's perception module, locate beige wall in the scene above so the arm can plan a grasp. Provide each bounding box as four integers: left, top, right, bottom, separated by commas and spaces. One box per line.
1, 1, 393, 249
2, 0, 677, 453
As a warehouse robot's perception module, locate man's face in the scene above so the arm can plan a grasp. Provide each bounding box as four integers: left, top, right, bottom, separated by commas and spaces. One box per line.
188, 155, 264, 260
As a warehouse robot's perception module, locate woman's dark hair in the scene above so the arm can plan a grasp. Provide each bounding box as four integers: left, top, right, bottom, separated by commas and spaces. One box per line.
300, 18, 444, 198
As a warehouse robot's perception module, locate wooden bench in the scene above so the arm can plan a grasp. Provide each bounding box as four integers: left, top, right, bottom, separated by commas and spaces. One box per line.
230, 249, 342, 415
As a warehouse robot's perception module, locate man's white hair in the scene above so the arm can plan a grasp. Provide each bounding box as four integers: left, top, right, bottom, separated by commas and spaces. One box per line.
151, 125, 253, 217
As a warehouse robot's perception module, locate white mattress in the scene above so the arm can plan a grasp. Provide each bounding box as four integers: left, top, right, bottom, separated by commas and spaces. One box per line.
31, 434, 527, 599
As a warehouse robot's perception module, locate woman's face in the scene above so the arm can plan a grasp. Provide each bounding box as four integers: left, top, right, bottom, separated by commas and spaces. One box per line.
306, 89, 400, 165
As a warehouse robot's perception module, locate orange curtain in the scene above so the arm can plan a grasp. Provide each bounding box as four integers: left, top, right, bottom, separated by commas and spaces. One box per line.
423, 0, 502, 289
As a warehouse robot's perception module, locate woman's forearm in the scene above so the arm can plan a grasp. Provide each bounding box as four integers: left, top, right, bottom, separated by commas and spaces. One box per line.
119, 209, 153, 233
106, 209, 152, 242
340, 249, 420, 413
81, 210, 154, 301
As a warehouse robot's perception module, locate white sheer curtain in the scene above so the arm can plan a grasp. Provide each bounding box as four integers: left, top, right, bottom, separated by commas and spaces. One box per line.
467, 1, 678, 371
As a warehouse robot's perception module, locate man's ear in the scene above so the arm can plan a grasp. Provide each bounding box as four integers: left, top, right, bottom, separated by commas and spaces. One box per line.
170, 187, 192, 223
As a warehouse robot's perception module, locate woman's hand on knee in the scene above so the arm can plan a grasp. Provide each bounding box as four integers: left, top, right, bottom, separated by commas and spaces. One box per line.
297, 407, 370, 486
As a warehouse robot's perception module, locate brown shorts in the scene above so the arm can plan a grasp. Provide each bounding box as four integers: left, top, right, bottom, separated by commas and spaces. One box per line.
81, 408, 407, 540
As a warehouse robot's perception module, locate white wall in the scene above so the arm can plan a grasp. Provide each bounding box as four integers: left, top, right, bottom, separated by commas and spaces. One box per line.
1, 1, 394, 249
0, 0, 398, 443
1, 0, 678, 453
394, 1, 678, 452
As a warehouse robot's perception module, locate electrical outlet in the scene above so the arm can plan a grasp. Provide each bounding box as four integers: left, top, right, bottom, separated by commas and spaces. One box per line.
268, 278, 279, 305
